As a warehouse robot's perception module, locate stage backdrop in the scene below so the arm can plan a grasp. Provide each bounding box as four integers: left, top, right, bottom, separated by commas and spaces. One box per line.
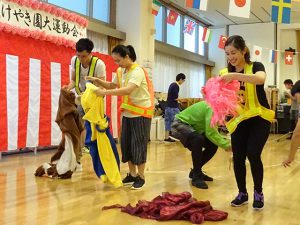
0, 32, 120, 152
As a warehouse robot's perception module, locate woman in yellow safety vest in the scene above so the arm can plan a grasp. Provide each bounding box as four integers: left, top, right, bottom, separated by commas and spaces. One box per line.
86, 45, 154, 190
220, 35, 274, 211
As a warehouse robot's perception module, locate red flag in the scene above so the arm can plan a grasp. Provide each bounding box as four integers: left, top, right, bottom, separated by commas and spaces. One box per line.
285, 51, 293, 65
166, 10, 179, 25
218, 35, 228, 49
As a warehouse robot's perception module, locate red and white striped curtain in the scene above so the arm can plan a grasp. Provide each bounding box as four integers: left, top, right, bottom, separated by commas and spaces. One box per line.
0, 32, 120, 152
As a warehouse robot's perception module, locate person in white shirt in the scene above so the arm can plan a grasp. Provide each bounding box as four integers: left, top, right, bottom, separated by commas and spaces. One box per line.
64, 38, 106, 169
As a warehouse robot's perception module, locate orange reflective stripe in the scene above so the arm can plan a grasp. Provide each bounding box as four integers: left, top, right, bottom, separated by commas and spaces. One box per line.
118, 64, 154, 117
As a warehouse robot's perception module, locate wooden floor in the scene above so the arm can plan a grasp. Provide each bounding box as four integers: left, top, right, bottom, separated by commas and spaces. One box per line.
0, 134, 300, 225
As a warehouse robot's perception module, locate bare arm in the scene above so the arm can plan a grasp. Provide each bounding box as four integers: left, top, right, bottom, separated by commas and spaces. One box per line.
221, 71, 266, 85
95, 82, 137, 96
282, 120, 300, 167
285, 91, 296, 100
85, 76, 118, 89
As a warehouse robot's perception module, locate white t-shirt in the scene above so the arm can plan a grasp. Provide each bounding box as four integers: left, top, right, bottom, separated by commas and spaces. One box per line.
113, 66, 151, 118
71, 55, 106, 92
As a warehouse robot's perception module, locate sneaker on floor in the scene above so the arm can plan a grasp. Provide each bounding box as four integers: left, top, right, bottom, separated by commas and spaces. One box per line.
253, 190, 264, 210
231, 192, 248, 207
189, 169, 213, 181
131, 176, 145, 190
122, 173, 137, 186
82, 146, 90, 153
75, 162, 83, 172
164, 138, 175, 142
191, 177, 208, 189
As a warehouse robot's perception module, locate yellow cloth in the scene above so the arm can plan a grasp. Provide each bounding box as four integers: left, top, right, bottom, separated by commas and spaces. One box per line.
81, 83, 122, 188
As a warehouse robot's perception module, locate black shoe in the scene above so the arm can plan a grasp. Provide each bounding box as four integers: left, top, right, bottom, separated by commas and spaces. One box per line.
191, 177, 208, 189
189, 169, 213, 181
122, 173, 137, 186
164, 138, 175, 142
253, 190, 264, 210
231, 192, 248, 207
131, 176, 145, 190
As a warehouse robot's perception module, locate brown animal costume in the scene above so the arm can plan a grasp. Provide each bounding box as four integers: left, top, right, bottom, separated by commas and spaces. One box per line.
35, 88, 84, 179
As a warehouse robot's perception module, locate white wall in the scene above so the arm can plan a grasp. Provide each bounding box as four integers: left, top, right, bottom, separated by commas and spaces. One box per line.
229, 23, 276, 86
208, 27, 227, 75
277, 24, 300, 92
116, 0, 155, 74
209, 23, 276, 86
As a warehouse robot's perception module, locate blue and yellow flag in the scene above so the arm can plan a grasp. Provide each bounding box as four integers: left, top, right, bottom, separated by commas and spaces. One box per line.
271, 0, 291, 24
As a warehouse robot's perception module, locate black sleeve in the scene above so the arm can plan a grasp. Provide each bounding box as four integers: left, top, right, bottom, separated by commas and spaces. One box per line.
252, 62, 265, 73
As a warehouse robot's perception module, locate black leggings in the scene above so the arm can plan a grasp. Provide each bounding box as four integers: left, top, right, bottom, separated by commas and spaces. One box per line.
185, 132, 218, 178
231, 116, 270, 193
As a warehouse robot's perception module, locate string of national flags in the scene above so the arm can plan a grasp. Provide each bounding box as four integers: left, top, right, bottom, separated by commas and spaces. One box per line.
250, 44, 297, 65
152, 0, 295, 65
152, 0, 294, 36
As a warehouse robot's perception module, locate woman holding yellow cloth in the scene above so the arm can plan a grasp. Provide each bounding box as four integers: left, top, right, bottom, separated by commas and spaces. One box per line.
86, 45, 154, 190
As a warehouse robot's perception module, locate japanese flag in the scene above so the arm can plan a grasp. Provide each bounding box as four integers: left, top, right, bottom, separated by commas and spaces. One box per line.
285, 51, 293, 65
229, 0, 251, 18
252, 45, 262, 62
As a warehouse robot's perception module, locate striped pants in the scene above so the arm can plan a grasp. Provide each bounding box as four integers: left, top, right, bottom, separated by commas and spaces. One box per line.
120, 116, 151, 165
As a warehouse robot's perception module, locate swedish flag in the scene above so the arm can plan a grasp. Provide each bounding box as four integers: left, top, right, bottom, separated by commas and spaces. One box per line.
271, 0, 291, 24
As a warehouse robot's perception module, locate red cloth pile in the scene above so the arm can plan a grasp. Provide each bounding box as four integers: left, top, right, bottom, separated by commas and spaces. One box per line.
102, 192, 228, 224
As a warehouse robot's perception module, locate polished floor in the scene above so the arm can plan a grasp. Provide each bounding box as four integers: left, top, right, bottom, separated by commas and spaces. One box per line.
0, 134, 299, 225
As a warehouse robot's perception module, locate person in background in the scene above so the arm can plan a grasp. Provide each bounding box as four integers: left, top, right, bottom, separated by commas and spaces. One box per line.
283, 79, 299, 139
64, 38, 106, 170
220, 35, 274, 210
164, 73, 186, 142
282, 80, 300, 167
86, 45, 154, 190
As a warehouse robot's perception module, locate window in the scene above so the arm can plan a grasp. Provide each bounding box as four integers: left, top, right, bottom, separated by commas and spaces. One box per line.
155, 7, 163, 41
154, 6, 207, 57
93, 0, 110, 23
48, 0, 88, 15
198, 25, 205, 56
167, 9, 181, 47
183, 17, 196, 52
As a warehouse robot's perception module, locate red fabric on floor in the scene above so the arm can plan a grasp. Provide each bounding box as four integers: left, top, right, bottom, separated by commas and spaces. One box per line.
102, 192, 228, 224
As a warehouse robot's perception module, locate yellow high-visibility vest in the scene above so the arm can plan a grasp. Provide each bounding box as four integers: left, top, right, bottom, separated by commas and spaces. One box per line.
116, 63, 154, 118
75, 56, 98, 95
220, 64, 275, 133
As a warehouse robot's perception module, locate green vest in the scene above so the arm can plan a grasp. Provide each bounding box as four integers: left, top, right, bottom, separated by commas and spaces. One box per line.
220, 64, 275, 134
75, 56, 99, 95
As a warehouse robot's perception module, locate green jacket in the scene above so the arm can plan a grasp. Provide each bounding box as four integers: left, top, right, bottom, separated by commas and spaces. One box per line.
175, 101, 230, 149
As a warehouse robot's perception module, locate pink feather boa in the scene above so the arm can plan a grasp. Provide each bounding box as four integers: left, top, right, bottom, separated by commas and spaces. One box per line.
203, 77, 240, 127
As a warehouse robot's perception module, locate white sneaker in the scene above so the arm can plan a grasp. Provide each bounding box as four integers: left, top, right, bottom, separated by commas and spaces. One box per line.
76, 162, 83, 172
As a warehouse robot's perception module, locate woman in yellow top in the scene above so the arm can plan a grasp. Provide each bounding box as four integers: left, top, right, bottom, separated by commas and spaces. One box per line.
86, 45, 153, 190
220, 35, 273, 210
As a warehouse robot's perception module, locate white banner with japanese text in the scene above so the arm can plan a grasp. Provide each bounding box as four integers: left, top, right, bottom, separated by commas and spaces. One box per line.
0, 0, 87, 48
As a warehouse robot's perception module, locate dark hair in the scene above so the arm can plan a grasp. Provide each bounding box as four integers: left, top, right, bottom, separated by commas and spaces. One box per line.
176, 73, 186, 81
112, 45, 137, 62
75, 38, 94, 53
284, 79, 293, 85
291, 80, 300, 96
225, 35, 251, 72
